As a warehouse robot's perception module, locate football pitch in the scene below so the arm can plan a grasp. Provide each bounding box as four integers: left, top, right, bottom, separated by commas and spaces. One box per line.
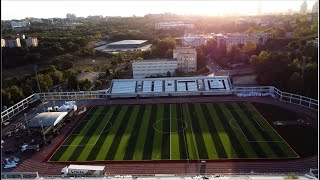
49, 102, 299, 162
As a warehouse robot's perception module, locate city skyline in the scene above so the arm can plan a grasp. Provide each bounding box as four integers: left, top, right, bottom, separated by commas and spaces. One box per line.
1, 0, 318, 20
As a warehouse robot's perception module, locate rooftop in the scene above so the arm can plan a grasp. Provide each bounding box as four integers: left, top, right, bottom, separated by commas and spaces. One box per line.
133, 58, 177, 62
107, 40, 148, 45
28, 112, 68, 127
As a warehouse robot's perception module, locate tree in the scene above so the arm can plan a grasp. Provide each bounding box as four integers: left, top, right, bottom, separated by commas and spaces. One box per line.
242, 41, 257, 56
166, 71, 171, 77
227, 44, 242, 63
287, 72, 304, 94
1, 89, 11, 106
37, 74, 53, 92
274, 27, 286, 38
95, 80, 102, 87
117, 53, 124, 63
111, 60, 118, 66
105, 68, 111, 76
6, 86, 24, 104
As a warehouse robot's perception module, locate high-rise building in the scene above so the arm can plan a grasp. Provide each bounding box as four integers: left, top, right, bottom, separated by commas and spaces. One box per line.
312, 0, 319, 13
300, 0, 308, 14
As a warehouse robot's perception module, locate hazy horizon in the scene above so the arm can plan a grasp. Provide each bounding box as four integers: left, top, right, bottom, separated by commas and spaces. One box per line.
1, 0, 318, 20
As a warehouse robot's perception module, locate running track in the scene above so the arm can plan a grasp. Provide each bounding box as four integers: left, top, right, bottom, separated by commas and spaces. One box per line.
12, 96, 318, 176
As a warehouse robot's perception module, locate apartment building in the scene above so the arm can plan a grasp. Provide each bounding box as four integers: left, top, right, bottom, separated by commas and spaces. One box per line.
132, 59, 178, 79
173, 47, 197, 73
26, 37, 39, 47
5, 38, 21, 48
155, 21, 194, 29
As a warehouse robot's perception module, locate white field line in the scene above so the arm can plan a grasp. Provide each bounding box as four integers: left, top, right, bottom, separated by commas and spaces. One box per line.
185, 104, 199, 160
228, 118, 284, 143
62, 114, 113, 147
47, 107, 93, 161
248, 105, 300, 158
252, 116, 274, 131
170, 104, 171, 160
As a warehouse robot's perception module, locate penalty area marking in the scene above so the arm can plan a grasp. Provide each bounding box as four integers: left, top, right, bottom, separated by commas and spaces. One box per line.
228, 118, 284, 143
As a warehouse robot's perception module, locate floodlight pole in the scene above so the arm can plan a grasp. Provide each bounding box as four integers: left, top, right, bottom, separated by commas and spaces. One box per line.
34, 65, 46, 112
38, 116, 47, 145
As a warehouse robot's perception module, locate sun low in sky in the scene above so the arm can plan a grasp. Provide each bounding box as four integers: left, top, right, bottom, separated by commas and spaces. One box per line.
1, 0, 317, 20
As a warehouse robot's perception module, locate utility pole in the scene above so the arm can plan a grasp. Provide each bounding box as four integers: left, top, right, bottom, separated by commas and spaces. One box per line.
38, 116, 47, 145
33, 65, 41, 94
34, 65, 46, 112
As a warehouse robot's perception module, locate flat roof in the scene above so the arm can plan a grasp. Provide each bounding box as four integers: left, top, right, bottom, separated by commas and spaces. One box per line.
107, 40, 147, 45
28, 112, 68, 127
133, 58, 177, 62
67, 165, 105, 171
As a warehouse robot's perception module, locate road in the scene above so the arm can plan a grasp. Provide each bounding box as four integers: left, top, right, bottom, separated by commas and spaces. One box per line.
204, 55, 255, 77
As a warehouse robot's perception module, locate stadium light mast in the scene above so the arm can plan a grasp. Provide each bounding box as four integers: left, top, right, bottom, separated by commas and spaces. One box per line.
38, 114, 47, 145
34, 65, 46, 112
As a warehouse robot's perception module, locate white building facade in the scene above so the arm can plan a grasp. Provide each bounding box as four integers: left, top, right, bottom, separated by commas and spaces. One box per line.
173, 47, 197, 73
132, 60, 178, 79
155, 21, 194, 29
10, 20, 30, 28
26, 37, 39, 47
181, 35, 212, 47
5, 38, 21, 48
1, 39, 5, 47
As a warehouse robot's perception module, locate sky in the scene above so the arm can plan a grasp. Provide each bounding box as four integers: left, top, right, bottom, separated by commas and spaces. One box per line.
1, 0, 318, 20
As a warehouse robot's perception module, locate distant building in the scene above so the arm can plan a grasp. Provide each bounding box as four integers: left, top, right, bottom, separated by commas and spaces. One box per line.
104, 40, 151, 52
132, 59, 178, 79
285, 32, 294, 38
173, 47, 197, 73
10, 20, 30, 29
52, 25, 76, 30
306, 38, 318, 47
155, 21, 194, 29
180, 35, 212, 47
66, 13, 76, 22
300, 0, 308, 14
16, 34, 25, 39
5, 38, 21, 48
1, 39, 5, 47
312, 0, 318, 13
26, 37, 38, 47
212, 33, 271, 49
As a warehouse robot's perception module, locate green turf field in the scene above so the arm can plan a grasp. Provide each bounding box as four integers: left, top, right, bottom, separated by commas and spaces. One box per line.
49, 102, 299, 162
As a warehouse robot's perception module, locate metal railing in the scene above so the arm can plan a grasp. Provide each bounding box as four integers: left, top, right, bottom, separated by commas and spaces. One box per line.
1, 94, 38, 123
40, 91, 107, 101
1, 172, 39, 179
234, 86, 318, 110
1, 86, 318, 124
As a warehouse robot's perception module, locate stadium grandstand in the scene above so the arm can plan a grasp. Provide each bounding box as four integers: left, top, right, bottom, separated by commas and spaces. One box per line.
108, 76, 233, 98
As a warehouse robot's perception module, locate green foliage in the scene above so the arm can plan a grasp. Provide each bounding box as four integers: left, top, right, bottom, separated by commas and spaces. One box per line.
37, 74, 53, 92
287, 72, 304, 94
241, 41, 257, 55
227, 44, 242, 63
274, 27, 286, 38
6, 85, 24, 104
95, 80, 102, 87
1, 89, 11, 106
111, 60, 118, 66
196, 47, 207, 70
